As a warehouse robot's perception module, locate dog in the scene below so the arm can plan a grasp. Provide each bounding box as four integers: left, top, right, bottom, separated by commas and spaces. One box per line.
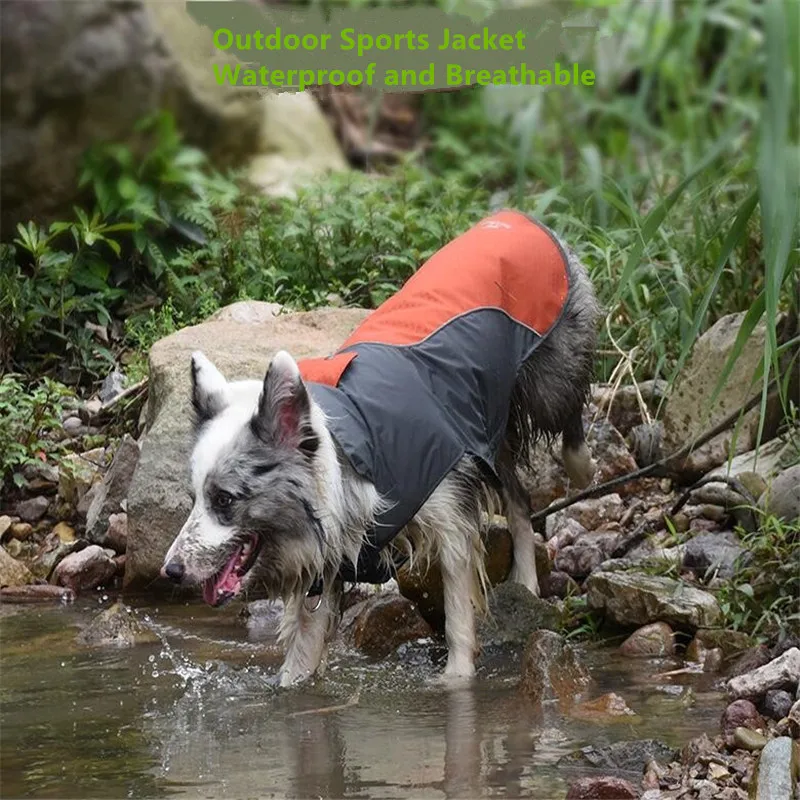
160, 209, 600, 687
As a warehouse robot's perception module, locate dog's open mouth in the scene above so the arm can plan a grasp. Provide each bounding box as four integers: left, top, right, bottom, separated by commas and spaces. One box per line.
203, 534, 261, 607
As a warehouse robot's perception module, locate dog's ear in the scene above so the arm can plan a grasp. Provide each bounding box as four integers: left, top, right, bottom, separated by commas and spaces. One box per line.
252, 351, 318, 456
190, 351, 229, 427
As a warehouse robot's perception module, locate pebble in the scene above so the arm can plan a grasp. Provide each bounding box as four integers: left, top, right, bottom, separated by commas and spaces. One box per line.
732, 727, 768, 751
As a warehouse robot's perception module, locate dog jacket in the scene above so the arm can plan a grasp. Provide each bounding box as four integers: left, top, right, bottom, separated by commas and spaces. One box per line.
298, 209, 571, 588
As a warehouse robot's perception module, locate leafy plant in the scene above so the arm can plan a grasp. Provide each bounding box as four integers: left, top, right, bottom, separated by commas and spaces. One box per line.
718, 513, 800, 639
0, 375, 74, 489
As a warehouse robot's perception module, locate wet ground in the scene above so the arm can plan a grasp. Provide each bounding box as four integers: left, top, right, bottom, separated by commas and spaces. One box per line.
0, 596, 728, 799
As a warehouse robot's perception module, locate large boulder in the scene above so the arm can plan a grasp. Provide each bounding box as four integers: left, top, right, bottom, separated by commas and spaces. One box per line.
124, 306, 369, 590
0, 1, 346, 233
660, 312, 791, 480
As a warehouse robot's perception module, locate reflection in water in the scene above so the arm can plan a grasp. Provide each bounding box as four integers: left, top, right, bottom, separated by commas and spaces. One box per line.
444, 687, 481, 798
1, 601, 727, 799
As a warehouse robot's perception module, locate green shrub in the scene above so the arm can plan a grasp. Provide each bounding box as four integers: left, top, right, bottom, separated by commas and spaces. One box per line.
0, 375, 74, 489
718, 514, 800, 639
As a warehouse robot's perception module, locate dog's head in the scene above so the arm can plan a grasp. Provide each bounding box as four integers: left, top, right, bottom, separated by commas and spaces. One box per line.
160, 350, 327, 604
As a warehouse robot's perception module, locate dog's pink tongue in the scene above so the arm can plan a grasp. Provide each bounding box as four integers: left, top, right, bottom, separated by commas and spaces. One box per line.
202, 545, 243, 606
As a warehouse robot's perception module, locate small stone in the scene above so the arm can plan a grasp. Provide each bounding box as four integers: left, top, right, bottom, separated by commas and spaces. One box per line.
52, 545, 116, 593
62, 416, 85, 436
733, 727, 768, 751
3, 539, 23, 558
99, 370, 125, 404
619, 622, 675, 657
9, 522, 33, 541
15, 495, 49, 523
0, 516, 13, 539
351, 594, 433, 658
52, 522, 75, 543
682, 531, 744, 580
105, 512, 127, 553
760, 689, 794, 721
570, 692, 637, 723
566, 494, 625, 531
721, 700, 766, 735
542, 570, 580, 599
787, 698, 800, 737
703, 648, 724, 673
0, 547, 34, 587
565, 776, 638, 799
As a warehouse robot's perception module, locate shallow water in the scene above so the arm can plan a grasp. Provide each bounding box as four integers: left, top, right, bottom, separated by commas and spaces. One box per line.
1, 596, 727, 799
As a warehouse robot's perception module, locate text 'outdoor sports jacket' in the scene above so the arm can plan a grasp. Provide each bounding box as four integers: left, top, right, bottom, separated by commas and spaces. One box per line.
298, 209, 571, 587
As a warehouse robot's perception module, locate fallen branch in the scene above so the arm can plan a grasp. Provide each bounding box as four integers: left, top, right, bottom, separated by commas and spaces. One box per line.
530, 379, 778, 525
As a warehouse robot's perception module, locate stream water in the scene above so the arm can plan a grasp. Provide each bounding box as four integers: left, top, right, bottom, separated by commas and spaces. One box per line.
1, 596, 727, 799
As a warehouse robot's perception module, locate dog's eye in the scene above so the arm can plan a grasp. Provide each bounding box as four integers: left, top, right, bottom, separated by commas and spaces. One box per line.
213, 490, 234, 510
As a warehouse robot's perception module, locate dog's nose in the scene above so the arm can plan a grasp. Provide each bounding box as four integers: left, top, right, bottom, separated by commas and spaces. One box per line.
162, 561, 185, 583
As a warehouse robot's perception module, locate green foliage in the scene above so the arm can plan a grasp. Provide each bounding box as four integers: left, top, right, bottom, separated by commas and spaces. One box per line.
0, 112, 238, 382
0, 375, 74, 489
718, 514, 800, 639
174, 164, 489, 311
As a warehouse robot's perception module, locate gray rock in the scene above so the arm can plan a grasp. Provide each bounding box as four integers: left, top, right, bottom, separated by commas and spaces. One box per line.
554, 543, 606, 579
727, 647, 800, 700
753, 737, 797, 800
61, 416, 85, 437
682, 531, 745, 579
661, 312, 787, 481
104, 512, 127, 554
99, 370, 125, 404
477, 582, 559, 648
586, 571, 721, 628
0, 516, 12, 540
708, 436, 791, 484
0, 546, 34, 587
542, 570, 580, 599
559, 738, 677, 774
14, 495, 49, 523
759, 464, 800, 523
124, 306, 369, 590
760, 689, 794, 721
85, 436, 140, 543
75, 602, 159, 648
519, 629, 590, 706
566, 493, 625, 531
52, 545, 116, 593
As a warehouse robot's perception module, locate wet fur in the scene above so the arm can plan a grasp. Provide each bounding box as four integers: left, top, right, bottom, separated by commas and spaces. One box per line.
161, 236, 600, 687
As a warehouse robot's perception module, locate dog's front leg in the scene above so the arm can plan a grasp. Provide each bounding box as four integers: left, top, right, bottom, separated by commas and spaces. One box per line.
278, 581, 342, 687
